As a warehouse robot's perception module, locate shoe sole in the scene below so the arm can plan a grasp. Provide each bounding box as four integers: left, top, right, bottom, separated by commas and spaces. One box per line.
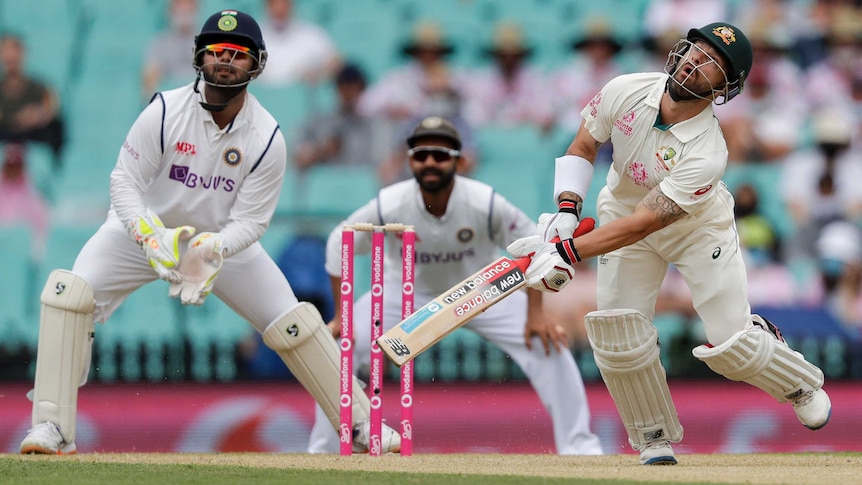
20, 445, 77, 455
643, 456, 677, 465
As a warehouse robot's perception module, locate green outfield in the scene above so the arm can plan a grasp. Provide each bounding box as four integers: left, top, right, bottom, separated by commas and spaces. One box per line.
2, 453, 861, 485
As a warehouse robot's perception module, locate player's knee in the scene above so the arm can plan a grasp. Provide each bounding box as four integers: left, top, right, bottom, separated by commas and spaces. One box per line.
41, 270, 95, 314
262, 302, 327, 352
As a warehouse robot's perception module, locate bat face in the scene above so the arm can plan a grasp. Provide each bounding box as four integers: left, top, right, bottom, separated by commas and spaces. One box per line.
378, 256, 530, 366
377, 217, 596, 367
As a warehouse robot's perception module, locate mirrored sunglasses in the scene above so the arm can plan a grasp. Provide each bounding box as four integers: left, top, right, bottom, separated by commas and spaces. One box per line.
205, 43, 252, 56
407, 146, 460, 163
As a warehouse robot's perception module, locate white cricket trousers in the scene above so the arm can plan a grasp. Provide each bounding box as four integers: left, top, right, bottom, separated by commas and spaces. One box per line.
594, 185, 753, 345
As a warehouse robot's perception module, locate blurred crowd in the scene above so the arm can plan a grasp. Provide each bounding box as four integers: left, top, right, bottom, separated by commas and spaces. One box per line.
3, 0, 862, 343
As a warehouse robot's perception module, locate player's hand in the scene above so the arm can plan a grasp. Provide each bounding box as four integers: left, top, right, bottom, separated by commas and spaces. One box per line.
539, 211, 579, 242
326, 319, 342, 339
507, 235, 575, 292
508, 217, 595, 293
169, 232, 224, 305
525, 307, 569, 355
539, 197, 582, 241
129, 209, 195, 283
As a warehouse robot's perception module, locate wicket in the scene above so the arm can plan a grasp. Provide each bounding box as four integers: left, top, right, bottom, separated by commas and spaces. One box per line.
340, 223, 415, 456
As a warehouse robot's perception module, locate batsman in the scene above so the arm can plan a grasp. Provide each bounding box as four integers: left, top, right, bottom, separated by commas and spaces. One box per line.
508, 22, 831, 465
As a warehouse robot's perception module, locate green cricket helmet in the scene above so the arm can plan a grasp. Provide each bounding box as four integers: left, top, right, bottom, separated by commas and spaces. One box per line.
686, 23, 753, 103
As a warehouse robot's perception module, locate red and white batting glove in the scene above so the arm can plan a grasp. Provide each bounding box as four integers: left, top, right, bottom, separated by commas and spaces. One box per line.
508, 218, 595, 293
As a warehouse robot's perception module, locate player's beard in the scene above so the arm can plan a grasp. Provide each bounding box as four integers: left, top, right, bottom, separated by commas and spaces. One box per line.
414, 165, 456, 193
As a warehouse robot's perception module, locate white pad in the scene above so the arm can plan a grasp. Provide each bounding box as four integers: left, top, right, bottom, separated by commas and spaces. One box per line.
262, 302, 370, 432
585, 309, 684, 449
692, 319, 824, 403
32, 269, 96, 444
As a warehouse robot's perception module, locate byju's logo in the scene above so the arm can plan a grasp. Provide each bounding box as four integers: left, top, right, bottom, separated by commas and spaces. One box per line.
169, 164, 236, 192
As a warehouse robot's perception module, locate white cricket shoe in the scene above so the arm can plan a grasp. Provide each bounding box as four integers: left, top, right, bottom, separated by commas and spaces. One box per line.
20, 422, 77, 455
793, 388, 831, 430
352, 420, 401, 454
638, 440, 677, 465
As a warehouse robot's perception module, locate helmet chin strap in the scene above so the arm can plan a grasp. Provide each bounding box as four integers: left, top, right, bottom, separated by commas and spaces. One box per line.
193, 75, 247, 112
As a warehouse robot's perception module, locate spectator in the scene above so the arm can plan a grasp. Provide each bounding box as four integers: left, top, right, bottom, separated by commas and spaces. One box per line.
550, 20, 625, 135
141, 0, 199, 100
256, 0, 342, 86
781, 107, 862, 261
804, 12, 862, 113
362, 21, 477, 183
814, 220, 862, 335
0, 33, 64, 160
292, 63, 394, 172
733, 183, 796, 307
549, 19, 624, 165
461, 22, 554, 132
715, 27, 808, 164
0, 143, 49, 260
641, 0, 730, 42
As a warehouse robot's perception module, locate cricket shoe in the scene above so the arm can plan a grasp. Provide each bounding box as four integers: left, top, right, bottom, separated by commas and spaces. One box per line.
20, 422, 77, 455
638, 440, 677, 465
352, 420, 401, 454
792, 388, 831, 430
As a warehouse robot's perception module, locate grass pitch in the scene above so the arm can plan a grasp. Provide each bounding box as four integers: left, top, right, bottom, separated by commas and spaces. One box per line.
2, 452, 861, 485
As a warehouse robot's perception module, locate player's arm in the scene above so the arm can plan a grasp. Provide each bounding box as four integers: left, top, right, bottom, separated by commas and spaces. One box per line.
524, 287, 569, 355
560, 185, 688, 263
543, 121, 601, 240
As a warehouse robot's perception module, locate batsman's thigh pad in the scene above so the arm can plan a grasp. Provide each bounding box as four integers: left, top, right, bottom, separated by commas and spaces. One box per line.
262, 302, 370, 432
585, 309, 683, 448
33, 270, 96, 443
692, 320, 824, 403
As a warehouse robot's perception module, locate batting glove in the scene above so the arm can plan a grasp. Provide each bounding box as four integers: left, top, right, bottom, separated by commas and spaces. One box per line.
508, 217, 595, 293
129, 209, 196, 283
169, 232, 225, 305
539, 198, 582, 241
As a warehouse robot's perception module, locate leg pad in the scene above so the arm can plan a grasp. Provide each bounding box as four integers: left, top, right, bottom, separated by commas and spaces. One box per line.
262, 302, 370, 433
585, 309, 683, 449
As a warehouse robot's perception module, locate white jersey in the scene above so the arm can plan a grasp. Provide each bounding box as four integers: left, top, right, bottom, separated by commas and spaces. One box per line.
324, 175, 536, 296
581, 72, 730, 215
108, 83, 287, 256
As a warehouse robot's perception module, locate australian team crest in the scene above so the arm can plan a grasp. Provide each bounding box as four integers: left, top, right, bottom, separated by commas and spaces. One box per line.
223, 147, 242, 167
711, 26, 737, 45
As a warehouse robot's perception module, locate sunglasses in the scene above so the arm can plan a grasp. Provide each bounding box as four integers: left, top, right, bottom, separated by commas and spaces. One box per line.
407, 146, 460, 163
204, 43, 252, 57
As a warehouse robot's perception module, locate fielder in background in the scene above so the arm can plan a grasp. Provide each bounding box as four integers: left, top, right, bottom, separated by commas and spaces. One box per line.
20, 9, 399, 455
307, 116, 604, 455
508, 22, 832, 465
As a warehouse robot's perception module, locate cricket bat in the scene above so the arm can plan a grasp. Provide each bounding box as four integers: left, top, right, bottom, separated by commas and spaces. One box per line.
376, 218, 595, 367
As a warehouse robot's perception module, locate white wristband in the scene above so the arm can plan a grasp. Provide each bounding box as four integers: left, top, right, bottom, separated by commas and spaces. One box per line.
554, 155, 594, 203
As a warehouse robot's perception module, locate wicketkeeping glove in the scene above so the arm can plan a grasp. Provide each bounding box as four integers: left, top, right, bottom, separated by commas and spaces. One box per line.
129, 209, 196, 283
507, 217, 595, 293
169, 232, 225, 305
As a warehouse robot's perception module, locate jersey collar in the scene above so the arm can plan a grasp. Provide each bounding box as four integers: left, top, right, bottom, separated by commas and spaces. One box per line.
651, 74, 717, 143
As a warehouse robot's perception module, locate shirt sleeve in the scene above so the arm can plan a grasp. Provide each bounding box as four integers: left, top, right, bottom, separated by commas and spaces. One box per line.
580, 75, 631, 144
109, 98, 164, 228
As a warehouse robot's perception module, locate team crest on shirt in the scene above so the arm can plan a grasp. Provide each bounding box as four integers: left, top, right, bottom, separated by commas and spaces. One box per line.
457, 228, 474, 243
223, 147, 242, 167
654, 145, 677, 171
